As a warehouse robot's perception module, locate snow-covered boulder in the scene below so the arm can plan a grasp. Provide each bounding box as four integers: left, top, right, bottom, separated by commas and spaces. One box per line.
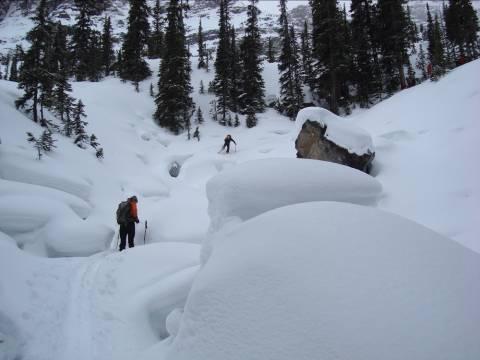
295, 107, 375, 173
206, 158, 382, 231
167, 202, 480, 360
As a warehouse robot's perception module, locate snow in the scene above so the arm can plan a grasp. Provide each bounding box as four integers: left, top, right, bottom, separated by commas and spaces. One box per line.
1, 3, 480, 359
295, 106, 375, 155
167, 202, 480, 360
352, 60, 480, 253
206, 157, 382, 232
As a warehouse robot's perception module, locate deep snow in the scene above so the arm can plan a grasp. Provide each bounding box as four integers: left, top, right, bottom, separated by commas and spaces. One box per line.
0, 17, 480, 360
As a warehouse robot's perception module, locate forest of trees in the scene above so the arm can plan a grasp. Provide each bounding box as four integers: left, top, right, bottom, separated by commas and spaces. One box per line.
4, 0, 479, 138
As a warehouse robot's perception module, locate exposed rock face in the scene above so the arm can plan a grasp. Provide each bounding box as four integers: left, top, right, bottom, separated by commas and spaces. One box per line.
295, 120, 375, 173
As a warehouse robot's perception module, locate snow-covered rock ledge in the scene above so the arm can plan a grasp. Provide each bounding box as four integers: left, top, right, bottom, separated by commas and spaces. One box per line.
167, 202, 480, 360
206, 158, 382, 233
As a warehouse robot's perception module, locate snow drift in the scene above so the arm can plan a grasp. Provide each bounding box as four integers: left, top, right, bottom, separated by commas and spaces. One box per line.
206, 158, 382, 231
167, 202, 480, 360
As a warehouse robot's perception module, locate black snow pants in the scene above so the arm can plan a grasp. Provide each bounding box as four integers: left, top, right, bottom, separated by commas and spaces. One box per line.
119, 222, 135, 251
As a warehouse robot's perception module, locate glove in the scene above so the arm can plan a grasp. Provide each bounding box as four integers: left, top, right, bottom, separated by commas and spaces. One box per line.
135, 218, 140, 224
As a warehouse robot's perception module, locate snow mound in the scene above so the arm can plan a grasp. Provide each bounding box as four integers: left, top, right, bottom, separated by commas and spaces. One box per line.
295, 107, 374, 155
206, 158, 382, 231
43, 218, 114, 257
167, 202, 480, 360
0, 179, 92, 219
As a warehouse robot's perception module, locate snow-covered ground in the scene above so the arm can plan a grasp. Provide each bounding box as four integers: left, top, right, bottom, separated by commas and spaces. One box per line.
1, 12, 480, 359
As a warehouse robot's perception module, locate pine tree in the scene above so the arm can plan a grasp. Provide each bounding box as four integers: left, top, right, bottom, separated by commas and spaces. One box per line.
154, 0, 194, 134
149, 0, 164, 59
199, 80, 205, 94
72, 0, 96, 81
310, 0, 348, 114
102, 16, 115, 76
195, 106, 204, 124
120, 0, 151, 83
445, 0, 479, 62
9, 48, 19, 82
234, 113, 240, 127
267, 37, 276, 63
300, 20, 313, 85
416, 43, 428, 80
96, 148, 104, 159
277, 0, 304, 119
213, 0, 233, 126
430, 14, 446, 80
350, 0, 382, 107
405, 5, 418, 53
15, 0, 54, 126
90, 133, 100, 149
197, 18, 207, 69
27, 130, 56, 160
239, 0, 265, 115
245, 107, 257, 128
376, 0, 409, 93
229, 25, 242, 113
406, 59, 416, 87
72, 100, 89, 148
3, 54, 10, 80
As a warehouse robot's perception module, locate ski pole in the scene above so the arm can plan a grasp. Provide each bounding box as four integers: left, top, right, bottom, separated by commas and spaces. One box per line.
144, 220, 148, 245
116, 230, 120, 251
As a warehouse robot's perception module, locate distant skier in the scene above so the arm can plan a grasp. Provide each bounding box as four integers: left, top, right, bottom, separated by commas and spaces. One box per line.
116, 196, 140, 251
193, 126, 200, 141
220, 134, 236, 154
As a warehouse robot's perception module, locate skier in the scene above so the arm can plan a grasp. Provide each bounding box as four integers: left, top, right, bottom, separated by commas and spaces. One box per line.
193, 126, 200, 141
220, 134, 236, 154
116, 196, 140, 251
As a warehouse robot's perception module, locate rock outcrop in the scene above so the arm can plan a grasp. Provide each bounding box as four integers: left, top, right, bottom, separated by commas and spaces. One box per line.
295, 119, 375, 173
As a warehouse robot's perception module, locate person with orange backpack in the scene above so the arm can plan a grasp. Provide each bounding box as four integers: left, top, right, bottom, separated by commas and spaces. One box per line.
116, 196, 140, 251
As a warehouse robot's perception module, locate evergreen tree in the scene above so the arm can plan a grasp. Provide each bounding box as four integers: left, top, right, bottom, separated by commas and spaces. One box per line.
245, 107, 257, 128
310, 0, 348, 114
72, 0, 96, 81
72, 99, 89, 148
199, 80, 205, 94
102, 16, 115, 76
4, 54, 10, 80
88, 30, 103, 81
149, 0, 164, 59
96, 147, 104, 159
89, 133, 100, 149
300, 20, 313, 85
278, 0, 304, 119
154, 0, 194, 134
405, 5, 418, 53
234, 113, 240, 127
430, 14, 446, 79
195, 106, 204, 124
213, 0, 233, 126
120, 0, 151, 82
150, 82, 155, 97
239, 0, 265, 115
376, 0, 409, 93
444, 0, 479, 62
27, 130, 56, 160
15, 0, 54, 125
267, 37, 276, 63
229, 25, 242, 113
197, 18, 207, 69
406, 59, 416, 87
416, 43, 428, 80
350, 0, 381, 107
9, 49, 19, 82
